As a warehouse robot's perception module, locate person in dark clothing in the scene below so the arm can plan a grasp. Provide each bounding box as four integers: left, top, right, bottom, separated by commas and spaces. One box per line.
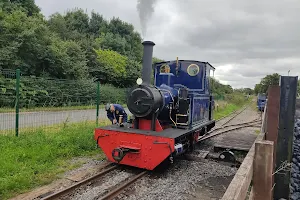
105, 103, 127, 124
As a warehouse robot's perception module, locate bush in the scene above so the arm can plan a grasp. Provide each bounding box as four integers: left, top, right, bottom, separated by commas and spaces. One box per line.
0, 75, 128, 108
99, 84, 127, 104
225, 93, 248, 106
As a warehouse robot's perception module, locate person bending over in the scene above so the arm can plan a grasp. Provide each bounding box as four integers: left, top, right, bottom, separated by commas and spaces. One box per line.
105, 103, 127, 124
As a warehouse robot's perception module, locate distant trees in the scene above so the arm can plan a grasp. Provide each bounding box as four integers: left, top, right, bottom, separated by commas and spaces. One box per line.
210, 77, 233, 98
0, 2, 146, 87
254, 73, 280, 94
234, 88, 254, 95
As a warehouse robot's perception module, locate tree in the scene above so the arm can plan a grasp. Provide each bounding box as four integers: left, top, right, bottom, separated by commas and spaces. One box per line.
93, 49, 128, 85
64, 9, 89, 37
89, 12, 108, 36
95, 32, 127, 56
234, 88, 254, 95
254, 83, 262, 94
2, 0, 40, 16
0, 9, 51, 75
48, 38, 88, 79
48, 13, 70, 40
254, 73, 280, 94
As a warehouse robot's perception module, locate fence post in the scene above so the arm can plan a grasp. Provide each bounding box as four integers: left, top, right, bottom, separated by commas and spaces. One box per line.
96, 81, 100, 126
253, 140, 274, 200
15, 69, 20, 137
274, 76, 298, 199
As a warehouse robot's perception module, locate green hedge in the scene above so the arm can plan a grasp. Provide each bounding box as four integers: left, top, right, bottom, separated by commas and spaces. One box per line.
224, 93, 249, 106
0, 75, 128, 108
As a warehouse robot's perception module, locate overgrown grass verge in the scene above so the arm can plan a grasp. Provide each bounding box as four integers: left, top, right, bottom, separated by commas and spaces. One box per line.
213, 103, 240, 120
0, 121, 106, 200
214, 94, 251, 120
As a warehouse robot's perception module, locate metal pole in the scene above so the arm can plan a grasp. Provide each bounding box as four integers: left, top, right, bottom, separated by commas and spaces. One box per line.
96, 81, 100, 126
15, 69, 20, 137
274, 76, 298, 199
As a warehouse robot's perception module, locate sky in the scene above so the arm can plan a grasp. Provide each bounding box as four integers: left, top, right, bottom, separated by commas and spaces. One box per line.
35, 0, 300, 89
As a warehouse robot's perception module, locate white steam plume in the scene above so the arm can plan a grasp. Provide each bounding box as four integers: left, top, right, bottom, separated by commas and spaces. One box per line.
137, 0, 157, 38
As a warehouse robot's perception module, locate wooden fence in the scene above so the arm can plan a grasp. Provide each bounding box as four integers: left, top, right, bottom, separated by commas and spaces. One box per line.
221, 76, 298, 200
221, 99, 271, 200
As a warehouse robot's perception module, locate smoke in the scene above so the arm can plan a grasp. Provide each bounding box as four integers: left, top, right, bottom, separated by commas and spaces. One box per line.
137, 0, 157, 38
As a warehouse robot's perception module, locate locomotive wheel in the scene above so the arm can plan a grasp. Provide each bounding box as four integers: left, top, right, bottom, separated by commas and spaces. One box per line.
219, 151, 236, 163
189, 138, 196, 152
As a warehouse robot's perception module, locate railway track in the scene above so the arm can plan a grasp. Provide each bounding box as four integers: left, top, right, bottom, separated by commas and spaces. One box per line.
40, 163, 147, 200
199, 106, 261, 142
220, 106, 248, 126
215, 104, 248, 123
39, 106, 258, 200
98, 170, 147, 200
198, 119, 260, 142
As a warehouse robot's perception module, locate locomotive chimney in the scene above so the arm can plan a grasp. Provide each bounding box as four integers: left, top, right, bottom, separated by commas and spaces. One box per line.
142, 41, 155, 85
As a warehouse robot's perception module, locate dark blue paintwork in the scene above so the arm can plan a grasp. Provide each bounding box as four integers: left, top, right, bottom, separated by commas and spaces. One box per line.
154, 60, 212, 94
153, 60, 215, 128
159, 84, 179, 106
257, 93, 267, 111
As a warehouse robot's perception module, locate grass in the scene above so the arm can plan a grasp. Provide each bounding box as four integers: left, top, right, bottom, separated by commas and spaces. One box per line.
0, 121, 108, 200
213, 99, 242, 120
214, 96, 255, 120
0, 104, 127, 113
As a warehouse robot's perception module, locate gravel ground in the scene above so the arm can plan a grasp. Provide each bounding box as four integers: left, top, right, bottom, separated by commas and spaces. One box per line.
117, 159, 237, 200
290, 118, 300, 200
114, 105, 260, 200
197, 106, 261, 153
65, 168, 136, 200
210, 107, 260, 142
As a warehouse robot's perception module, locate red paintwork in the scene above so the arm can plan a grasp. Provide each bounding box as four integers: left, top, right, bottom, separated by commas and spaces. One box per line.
138, 119, 163, 131
94, 127, 175, 170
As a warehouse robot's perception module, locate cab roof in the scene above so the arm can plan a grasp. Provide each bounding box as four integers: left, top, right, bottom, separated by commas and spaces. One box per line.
153, 60, 215, 70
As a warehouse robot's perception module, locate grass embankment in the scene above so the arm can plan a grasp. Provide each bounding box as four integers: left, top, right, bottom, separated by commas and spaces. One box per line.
0, 121, 107, 200
213, 102, 240, 120
213, 94, 251, 120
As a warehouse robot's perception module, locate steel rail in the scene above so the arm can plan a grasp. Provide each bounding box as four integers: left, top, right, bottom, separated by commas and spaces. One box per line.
41, 163, 117, 200
198, 123, 260, 142
98, 171, 147, 200
221, 106, 248, 126
210, 118, 261, 134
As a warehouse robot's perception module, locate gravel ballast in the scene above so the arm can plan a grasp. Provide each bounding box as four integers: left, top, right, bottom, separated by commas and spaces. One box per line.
290, 118, 300, 200
117, 159, 237, 200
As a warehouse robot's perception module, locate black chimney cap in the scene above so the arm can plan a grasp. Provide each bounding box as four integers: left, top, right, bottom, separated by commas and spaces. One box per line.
142, 41, 155, 46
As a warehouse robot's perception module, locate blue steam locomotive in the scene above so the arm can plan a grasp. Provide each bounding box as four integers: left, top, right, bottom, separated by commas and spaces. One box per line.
95, 41, 216, 170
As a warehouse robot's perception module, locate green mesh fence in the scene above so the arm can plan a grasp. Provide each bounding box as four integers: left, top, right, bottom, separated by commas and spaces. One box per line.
0, 69, 17, 135
0, 69, 104, 135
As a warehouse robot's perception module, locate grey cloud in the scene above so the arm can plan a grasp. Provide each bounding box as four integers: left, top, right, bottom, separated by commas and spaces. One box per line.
35, 0, 300, 88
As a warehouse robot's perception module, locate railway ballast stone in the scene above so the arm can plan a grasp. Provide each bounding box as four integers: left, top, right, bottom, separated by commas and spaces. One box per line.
290, 118, 300, 200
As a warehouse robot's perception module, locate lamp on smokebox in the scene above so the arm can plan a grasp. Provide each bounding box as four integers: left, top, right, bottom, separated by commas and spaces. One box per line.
136, 78, 143, 85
